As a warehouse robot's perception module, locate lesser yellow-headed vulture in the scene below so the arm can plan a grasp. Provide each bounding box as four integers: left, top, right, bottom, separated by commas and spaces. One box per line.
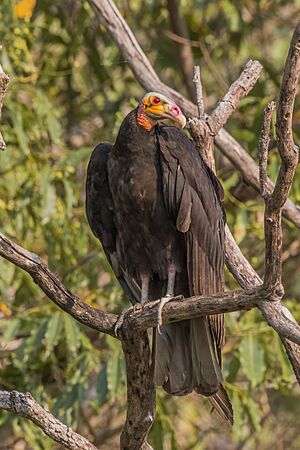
86, 92, 233, 424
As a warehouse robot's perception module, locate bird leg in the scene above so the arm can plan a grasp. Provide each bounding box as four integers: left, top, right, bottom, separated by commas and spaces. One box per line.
140, 272, 150, 306
114, 272, 149, 337
156, 263, 180, 333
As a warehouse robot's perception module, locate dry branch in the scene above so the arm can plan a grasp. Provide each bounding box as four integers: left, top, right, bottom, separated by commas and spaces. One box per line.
90, 0, 300, 229
258, 102, 276, 200
264, 22, 300, 290
1, 225, 300, 346
193, 65, 204, 118
125, 289, 300, 346
0, 390, 98, 450
121, 332, 155, 450
0, 232, 117, 336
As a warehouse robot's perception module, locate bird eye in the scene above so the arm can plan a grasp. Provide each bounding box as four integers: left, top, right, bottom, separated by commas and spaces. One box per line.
152, 97, 161, 105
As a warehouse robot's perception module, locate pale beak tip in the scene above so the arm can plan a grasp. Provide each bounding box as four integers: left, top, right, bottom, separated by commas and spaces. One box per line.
180, 114, 187, 129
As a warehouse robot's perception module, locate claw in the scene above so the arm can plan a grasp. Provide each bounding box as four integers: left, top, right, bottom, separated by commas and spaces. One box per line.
114, 303, 142, 336
156, 294, 183, 334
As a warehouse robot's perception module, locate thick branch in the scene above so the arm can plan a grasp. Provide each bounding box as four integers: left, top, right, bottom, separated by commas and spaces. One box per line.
0, 64, 9, 150
274, 22, 300, 210
264, 22, 300, 289
123, 287, 300, 346
0, 232, 118, 336
90, 0, 300, 229
0, 390, 98, 450
121, 332, 155, 450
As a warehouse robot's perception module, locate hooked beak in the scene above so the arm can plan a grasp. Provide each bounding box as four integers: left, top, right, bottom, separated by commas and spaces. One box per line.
145, 101, 187, 128
164, 103, 187, 128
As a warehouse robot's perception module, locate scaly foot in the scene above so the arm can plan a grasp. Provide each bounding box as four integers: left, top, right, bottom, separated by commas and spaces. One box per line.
151, 294, 183, 334
114, 303, 142, 337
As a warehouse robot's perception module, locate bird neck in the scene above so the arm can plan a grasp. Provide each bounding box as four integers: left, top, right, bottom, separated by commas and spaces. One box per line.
136, 102, 155, 131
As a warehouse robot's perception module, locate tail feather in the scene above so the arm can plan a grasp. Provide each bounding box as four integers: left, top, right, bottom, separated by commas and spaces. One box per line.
190, 318, 222, 395
155, 319, 222, 396
208, 385, 234, 425
155, 321, 233, 425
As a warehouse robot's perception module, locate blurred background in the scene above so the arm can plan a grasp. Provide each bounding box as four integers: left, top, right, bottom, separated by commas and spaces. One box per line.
0, 0, 300, 449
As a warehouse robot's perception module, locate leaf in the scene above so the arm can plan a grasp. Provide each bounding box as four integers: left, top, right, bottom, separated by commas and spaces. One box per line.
96, 365, 108, 406
239, 332, 266, 388
10, 110, 29, 154
245, 396, 262, 431
107, 353, 124, 400
2, 319, 21, 345
40, 166, 56, 222
63, 315, 80, 354
231, 390, 245, 441
44, 311, 63, 356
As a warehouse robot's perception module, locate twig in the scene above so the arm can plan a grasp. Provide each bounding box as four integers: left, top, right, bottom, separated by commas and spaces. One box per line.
0, 64, 9, 150
0, 232, 118, 337
192, 65, 204, 118
89, 0, 300, 229
258, 102, 276, 200
0, 390, 98, 450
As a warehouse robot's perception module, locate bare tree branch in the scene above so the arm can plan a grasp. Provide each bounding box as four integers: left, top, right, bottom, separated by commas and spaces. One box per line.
264, 22, 300, 289
124, 288, 300, 346
258, 102, 276, 200
1, 224, 300, 346
193, 65, 204, 118
0, 232, 118, 337
0, 63, 9, 150
90, 0, 300, 229
120, 332, 155, 450
0, 390, 98, 450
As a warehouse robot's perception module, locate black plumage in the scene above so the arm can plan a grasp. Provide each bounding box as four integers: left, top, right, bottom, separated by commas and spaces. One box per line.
86, 96, 233, 424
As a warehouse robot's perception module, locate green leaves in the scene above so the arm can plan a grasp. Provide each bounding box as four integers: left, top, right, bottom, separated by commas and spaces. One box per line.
239, 332, 266, 388
44, 311, 63, 356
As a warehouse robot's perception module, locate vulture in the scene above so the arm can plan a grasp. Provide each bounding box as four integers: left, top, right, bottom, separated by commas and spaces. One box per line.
86, 92, 233, 424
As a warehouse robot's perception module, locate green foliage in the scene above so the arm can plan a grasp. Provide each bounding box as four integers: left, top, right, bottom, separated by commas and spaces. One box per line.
0, 0, 300, 448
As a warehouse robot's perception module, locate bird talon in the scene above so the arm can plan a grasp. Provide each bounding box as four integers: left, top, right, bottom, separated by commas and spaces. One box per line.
114, 303, 142, 336
157, 295, 176, 334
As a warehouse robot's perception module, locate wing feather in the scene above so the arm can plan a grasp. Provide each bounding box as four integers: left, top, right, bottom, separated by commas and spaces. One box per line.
156, 125, 225, 363
86, 143, 140, 303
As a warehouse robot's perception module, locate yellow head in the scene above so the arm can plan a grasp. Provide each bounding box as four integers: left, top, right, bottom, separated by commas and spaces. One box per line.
137, 92, 186, 130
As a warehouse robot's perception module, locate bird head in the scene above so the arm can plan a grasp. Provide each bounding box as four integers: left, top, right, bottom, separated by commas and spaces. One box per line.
137, 92, 186, 131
